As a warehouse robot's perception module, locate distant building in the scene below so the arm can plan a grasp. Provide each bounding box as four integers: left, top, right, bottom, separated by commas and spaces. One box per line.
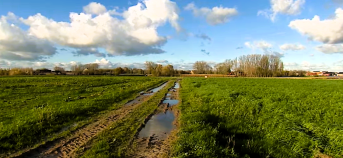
35, 69, 52, 75
337, 72, 343, 77
323, 72, 335, 76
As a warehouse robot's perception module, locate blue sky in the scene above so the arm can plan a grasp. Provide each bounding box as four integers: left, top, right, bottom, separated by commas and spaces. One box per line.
0, 0, 343, 71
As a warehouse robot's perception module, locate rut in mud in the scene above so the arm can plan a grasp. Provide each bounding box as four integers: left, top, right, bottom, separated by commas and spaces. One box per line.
129, 80, 181, 158
12, 82, 168, 158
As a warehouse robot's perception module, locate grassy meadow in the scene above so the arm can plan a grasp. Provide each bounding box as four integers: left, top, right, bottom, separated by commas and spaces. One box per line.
172, 78, 343, 158
2, 76, 343, 158
0, 76, 168, 154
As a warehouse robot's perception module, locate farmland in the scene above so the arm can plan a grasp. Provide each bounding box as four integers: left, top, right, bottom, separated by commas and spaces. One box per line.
172, 78, 343, 158
2, 76, 343, 158
0, 76, 169, 155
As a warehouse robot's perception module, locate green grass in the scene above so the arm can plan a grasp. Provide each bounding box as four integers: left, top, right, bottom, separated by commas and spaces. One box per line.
80, 80, 175, 158
0, 76, 169, 154
172, 78, 343, 158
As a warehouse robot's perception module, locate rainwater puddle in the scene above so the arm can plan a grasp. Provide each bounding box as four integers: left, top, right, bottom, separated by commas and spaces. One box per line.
145, 82, 168, 95
163, 100, 179, 106
138, 81, 180, 140
138, 111, 176, 140
174, 82, 180, 89
125, 82, 167, 106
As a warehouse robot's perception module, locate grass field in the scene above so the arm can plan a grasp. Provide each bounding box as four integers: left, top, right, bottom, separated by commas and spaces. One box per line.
2, 76, 343, 158
0, 76, 168, 154
172, 78, 343, 158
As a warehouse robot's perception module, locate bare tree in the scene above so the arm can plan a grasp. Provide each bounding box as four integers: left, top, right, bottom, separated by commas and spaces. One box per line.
193, 61, 211, 74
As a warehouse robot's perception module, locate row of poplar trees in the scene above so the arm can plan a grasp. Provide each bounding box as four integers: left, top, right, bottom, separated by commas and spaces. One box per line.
193, 54, 284, 77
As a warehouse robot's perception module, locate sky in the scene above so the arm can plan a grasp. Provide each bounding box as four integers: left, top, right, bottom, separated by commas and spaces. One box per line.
0, 0, 343, 71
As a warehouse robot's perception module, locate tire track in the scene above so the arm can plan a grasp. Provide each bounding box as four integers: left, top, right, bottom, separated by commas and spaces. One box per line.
16, 103, 140, 158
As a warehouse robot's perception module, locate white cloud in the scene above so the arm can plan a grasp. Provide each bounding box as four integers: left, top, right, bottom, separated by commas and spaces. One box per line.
185, 3, 238, 25
83, 2, 107, 15
284, 61, 331, 71
245, 40, 273, 49
0, 13, 57, 61
156, 60, 170, 64
316, 44, 343, 54
245, 40, 284, 57
258, 0, 305, 22
1, 0, 180, 59
280, 44, 306, 51
94, 58, 113, 68
289, 8, 343, 44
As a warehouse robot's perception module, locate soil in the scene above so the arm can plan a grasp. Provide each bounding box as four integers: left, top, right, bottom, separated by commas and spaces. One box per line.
12, 94, 152, 158
128, 81, 181, 158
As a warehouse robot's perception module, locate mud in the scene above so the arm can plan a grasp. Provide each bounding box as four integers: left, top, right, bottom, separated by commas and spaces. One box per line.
11, 82, 169, 158
125, 82, 168, 107
129, 80, 181, 158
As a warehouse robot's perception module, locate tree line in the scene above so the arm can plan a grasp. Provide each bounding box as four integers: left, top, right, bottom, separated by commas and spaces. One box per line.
0, 54, 307, 77
193, 54, 286, 77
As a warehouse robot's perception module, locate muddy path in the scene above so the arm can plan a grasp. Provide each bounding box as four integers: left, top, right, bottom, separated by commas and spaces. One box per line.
128, 80, 181, 158
10, 82, 169, 158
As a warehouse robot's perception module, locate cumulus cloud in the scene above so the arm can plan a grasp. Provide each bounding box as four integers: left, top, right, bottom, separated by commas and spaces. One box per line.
0, 0, 181, 60
73, 48, 106, 57
316, 44, 343, 54
94, 58, 113, 68
0, 13, 57, 61
280, 44, 306, 51
156, 60, 170, 64
258, 0, 305, 22
195, 33, 211, 41
185, 2, 238, 25
289, 8, 343, 44
83, 2, 107, 15
245, 40, 284, 57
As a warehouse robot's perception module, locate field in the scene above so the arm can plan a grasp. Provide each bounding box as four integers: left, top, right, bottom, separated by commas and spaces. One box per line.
1, 76, 343, 158
172, 78, 343, 158
0, 76, 169, 155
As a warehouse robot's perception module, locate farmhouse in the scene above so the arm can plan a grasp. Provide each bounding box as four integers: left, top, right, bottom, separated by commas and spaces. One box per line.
323, 72, 335, 76
35, 69, 52, 75
337, 72, 343, 77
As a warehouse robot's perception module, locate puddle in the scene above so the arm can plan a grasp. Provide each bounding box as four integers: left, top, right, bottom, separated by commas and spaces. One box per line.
125, 95, 147, 106
125, 82, 167, 106
163, 100, 179, 106
174, 82, 180, 89
138, 111, 176, 140
138, 81, 180, 140
145, 82, 168, 95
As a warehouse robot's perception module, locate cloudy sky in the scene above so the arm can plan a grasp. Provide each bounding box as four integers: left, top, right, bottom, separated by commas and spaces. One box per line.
0, 0, 343, 71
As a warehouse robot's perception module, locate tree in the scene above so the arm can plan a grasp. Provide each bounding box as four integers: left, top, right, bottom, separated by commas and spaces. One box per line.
162, 65, 174, 76
145, 61, 157, 74
193, 61, 211, 74
215, 59, 232, 75
54, 66, 65, 75
114, 67, 123, 76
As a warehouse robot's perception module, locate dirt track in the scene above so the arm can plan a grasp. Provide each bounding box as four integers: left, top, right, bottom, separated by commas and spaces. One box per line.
9, 89, 157, 158
128, 81, 181, 158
